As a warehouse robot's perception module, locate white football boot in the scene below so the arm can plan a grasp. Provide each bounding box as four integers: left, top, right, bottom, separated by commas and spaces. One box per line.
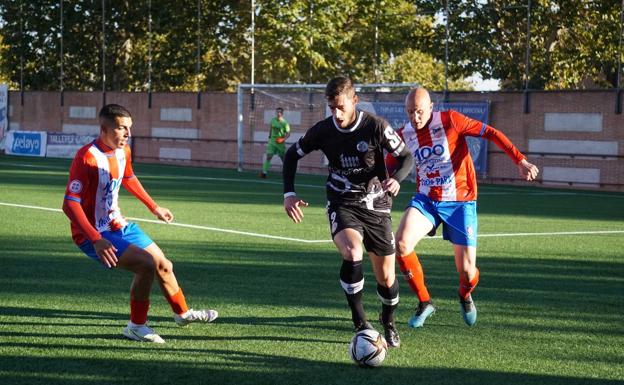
123, 322, 165, 343
174, 308, 219, 326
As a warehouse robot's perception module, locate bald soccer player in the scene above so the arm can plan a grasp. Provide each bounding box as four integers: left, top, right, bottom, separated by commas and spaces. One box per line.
387, 88, 539, 328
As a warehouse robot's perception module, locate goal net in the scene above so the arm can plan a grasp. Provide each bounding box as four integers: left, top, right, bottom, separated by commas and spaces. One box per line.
236, 83, 418, 174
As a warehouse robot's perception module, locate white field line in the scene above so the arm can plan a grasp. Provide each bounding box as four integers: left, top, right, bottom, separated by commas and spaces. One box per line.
1, 201, 623, 244
0, 202, 329, 243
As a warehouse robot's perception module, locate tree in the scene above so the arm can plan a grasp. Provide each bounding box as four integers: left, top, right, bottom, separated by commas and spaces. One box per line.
380, 48, 472, 90
415, 0, 623, 90
19, 1, 624, 91
0, 34, 14, 87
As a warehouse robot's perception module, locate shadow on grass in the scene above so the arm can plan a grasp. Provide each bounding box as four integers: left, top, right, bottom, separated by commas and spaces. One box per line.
0, 353, 621, 385
1, 235, 622, 325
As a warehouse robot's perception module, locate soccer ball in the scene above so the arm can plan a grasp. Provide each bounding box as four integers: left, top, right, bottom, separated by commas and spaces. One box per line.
348, 329, 388, 367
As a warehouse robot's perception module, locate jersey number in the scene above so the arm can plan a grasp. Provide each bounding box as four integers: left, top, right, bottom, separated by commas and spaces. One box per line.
384, 127, 402, 151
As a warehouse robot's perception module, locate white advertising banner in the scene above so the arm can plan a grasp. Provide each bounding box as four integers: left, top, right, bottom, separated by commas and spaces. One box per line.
46, 132, 97, 158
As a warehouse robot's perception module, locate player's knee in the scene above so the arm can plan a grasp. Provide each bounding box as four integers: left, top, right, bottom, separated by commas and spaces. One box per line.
457, 265, 477, 279
340, 245, 363, 261
379, 274, 396, 288
395, 237, 413, 256
156, 258, 173, 276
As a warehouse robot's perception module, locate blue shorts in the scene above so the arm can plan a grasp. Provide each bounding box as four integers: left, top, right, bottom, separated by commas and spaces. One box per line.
78, 222, 154, 265
407, 193, 478, 247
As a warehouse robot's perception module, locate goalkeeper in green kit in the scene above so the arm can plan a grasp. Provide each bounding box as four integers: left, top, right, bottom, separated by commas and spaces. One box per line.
260, 107, 290, 178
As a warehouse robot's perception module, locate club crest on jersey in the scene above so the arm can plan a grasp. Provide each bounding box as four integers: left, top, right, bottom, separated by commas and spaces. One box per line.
69, 179, 82, 193
356, 141, 368, 152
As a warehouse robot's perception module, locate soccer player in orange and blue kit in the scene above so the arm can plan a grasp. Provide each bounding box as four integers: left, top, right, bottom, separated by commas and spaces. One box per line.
387, 88, 539, 328
62, 104, 218, 343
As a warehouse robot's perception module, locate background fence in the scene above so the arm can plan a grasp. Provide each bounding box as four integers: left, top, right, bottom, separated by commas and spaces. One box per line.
4, 88, 623, 191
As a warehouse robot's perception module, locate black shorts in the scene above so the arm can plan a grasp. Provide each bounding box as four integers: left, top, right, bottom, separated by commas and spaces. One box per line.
326, 204, 395, 256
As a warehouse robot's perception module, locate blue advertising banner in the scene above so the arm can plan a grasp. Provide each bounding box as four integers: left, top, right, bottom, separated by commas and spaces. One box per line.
5, 130, 47, 157
362, 101, 490, 175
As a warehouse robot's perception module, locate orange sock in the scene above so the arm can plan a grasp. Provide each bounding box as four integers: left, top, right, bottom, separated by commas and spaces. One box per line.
397, 251, 431, 303
130, 299, 150, 325
165, 288, 189, 315
459, 268, 480, 300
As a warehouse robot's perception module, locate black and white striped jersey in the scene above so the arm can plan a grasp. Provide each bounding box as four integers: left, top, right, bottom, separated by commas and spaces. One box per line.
294, 110, 405, 212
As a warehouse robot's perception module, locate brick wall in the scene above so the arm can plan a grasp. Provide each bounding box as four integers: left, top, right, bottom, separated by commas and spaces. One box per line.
7, 89, 623, 191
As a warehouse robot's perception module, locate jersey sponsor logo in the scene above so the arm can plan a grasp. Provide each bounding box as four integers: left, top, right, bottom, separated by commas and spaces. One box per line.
422, 174, 452, 186
103, 177, 123, 194
415, 144, 445, 162
340, 154, 360, 168
356, 141, 369, 152
68, 179, 83, 194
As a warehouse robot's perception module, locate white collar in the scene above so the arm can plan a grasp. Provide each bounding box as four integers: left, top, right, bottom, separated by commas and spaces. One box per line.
333, 111, 363, 133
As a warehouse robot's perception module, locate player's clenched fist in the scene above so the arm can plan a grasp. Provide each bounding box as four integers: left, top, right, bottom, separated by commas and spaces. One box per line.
284, 195, 309, 223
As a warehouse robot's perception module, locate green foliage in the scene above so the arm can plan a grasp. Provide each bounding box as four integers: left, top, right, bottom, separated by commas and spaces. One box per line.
1, 1, 622, 91
415, 0, 623, 90
0, 33, 13, 86
379, 48, 473, 90
0, 0, 445, 91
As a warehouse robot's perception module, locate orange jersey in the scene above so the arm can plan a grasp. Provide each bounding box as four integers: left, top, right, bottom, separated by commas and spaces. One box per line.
64, 139, 136, 245
390, 110, 525, 201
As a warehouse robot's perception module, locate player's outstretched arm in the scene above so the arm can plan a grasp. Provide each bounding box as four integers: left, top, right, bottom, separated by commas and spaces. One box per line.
517, 158, 539, 181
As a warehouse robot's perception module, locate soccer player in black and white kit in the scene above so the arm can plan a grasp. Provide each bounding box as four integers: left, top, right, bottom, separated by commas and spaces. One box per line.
283, 77, 414, 347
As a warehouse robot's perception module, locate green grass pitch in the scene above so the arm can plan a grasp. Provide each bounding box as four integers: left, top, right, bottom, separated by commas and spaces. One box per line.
0, 155, 622, 385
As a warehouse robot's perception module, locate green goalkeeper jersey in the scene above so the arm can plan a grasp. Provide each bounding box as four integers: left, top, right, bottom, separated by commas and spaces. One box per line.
269, 117, 290, 144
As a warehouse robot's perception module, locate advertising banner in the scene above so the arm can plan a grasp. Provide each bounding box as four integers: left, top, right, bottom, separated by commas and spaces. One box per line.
5, 130, 47, 157
47, 132, 97, 158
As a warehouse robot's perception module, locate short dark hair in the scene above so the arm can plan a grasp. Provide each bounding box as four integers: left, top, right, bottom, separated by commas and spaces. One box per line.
276, 107, 284, 112
99, 104, 131, 123
325, 76, 355, 99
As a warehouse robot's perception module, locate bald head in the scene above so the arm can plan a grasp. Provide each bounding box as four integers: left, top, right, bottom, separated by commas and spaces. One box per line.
405, 87, 433, 130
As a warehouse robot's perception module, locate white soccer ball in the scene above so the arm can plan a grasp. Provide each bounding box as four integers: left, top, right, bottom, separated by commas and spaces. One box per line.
348, 329, 388, 367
